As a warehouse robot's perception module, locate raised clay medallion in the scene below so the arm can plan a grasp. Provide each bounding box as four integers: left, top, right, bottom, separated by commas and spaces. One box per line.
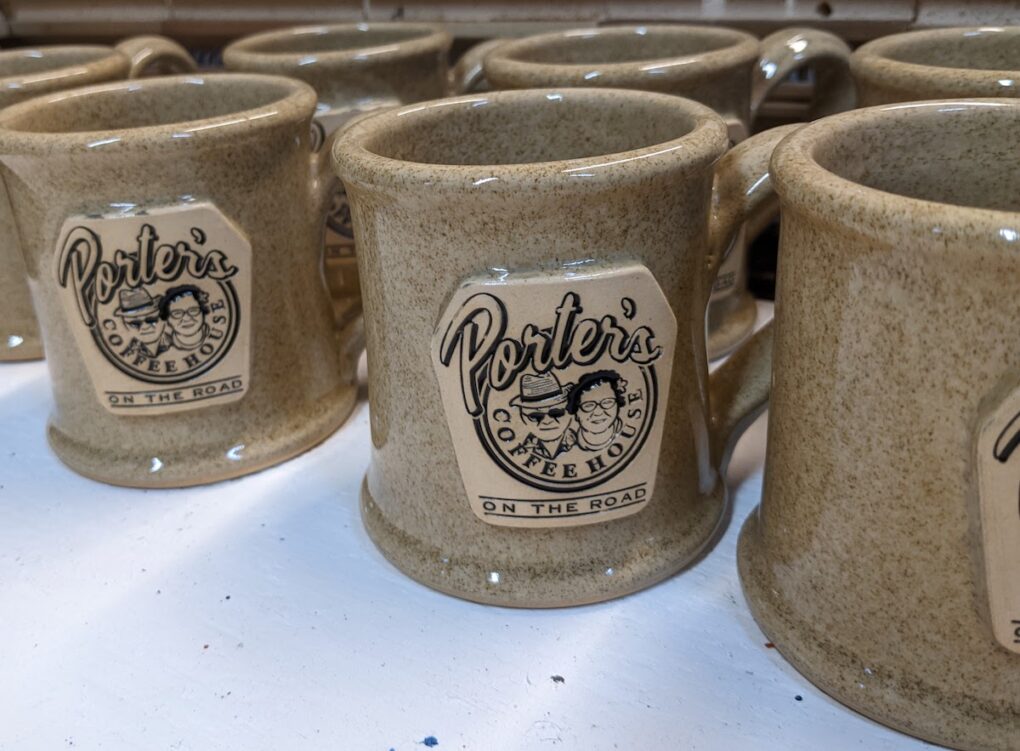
976, 384, 1020, 654
54, 202, 251, 416
432, 263, 677, 529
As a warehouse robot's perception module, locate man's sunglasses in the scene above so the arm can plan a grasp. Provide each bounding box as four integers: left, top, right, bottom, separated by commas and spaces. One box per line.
522, 408, 565, 423
126, 317, 160, 330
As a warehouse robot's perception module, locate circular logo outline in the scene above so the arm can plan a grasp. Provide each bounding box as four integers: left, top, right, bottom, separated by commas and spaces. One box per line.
473, 366, 659, 493
89, 280, 242, 385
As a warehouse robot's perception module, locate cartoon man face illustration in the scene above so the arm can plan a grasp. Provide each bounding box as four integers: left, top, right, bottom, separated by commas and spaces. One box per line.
568, 370, 627, 451
114, 287, 167, 357
160, 284, 210, 350
510, 372, 576, 459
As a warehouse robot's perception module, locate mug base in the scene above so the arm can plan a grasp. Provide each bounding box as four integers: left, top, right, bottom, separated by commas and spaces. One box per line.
1, 330, 43, 361
707, 291, 758, 361
46, 383, 358, 488
360, 477, 727, 608
738, 510, 1019, 751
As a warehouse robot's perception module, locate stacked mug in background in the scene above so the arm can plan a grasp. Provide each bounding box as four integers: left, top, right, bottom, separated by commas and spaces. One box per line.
0, 36, 196, 362
1, 19, 1019, 751
223, 23, 485, 328
480, 24, 855, 358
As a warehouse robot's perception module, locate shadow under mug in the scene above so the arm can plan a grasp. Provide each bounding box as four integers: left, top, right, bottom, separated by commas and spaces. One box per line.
482, 24, 855, 359
0, 39, 196, 363
0, 73, 358, 487
739, 99, 1020, 751
334, 87, 792, 607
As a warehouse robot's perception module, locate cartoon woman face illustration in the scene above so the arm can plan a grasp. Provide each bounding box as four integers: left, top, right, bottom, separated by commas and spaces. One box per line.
160, 284, 210, 349
568, 370, 627, 450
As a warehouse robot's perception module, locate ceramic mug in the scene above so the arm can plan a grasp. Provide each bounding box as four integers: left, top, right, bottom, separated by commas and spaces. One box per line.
483, 24, 854, 359
0, 39, 196, 362
738, 99, 1020, 750
334, 87, 793, 607
224, 23, 484, 328
0, 73, 358, 487
852, 25, 1020, 106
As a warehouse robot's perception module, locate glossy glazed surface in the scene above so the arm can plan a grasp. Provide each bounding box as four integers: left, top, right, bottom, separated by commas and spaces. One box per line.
334, 88, 777, 607
224, 23, 454, 326
484, 24, 853, 360
0, 74, 357, 486
0, 40, 195, 363
0, 46, 131, 361
739, 99, 1020, 750
852, 26, 1020, 105
223, 23, 452, 113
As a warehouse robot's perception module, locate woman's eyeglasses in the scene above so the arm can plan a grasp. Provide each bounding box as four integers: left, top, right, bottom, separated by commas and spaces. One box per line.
580, 398, 617, 413
168, 306, 202, 320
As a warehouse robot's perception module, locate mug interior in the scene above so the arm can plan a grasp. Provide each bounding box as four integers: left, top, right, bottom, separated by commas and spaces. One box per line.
504, 26, 746, 65
362, 91, 702, 165
812, 102, 1020, 212
879, 28, 1020, 72
237, 24, 439, 54
0, 46, 117, 79
0, 75, 302, 134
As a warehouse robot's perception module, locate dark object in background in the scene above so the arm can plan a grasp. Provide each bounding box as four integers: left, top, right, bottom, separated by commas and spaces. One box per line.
748, 219, 780, 301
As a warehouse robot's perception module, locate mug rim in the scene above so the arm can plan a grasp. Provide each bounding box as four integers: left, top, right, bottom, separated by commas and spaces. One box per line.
771, 98, 1020, 246
0, 45, 128, 90
332, 87, 728, 194
851, 26, 1020, 97
484, 24, 760, 86
223, 22, 452, 70
0, 72, 317, 153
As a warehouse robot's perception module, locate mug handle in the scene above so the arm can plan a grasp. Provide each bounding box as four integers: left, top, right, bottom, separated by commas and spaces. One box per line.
705, 124, 800, 473
449, 39, 507, 94
115, 35, 197, 78
750, 27, 855, 125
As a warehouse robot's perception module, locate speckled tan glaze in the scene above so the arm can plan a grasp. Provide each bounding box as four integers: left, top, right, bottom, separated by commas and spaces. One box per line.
738, 100, 1020, 750
852, 26, 1020, 106
334, 89, 786, 607
0, 74, 356, 487
484, 25, 853, 360
0, 47, 129, 362
223, 23, 454, 326
222, 23, 453, 110
0, 41, 195, 362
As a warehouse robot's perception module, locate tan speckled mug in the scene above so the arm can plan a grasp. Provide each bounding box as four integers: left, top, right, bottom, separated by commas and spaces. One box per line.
0, 73, 357, 487
852, 26, 1020, 106
334, 88, 793, 607
483, 24, 855, 359
224, 23, 485, 329
0, 39, 196, 362
738, 100, 1020, 750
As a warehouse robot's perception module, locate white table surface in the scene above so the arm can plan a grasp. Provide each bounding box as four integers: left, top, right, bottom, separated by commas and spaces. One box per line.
0, 302, 940, 751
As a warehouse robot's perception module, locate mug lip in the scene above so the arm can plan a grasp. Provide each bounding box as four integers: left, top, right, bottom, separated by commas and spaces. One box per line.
851, 26, 1020, 96
0, 45, 128, 90
332, 87, 728, 194
223, 22, 452, 70
771, 99, 1020, 246
484, 24, 760, 86
0, 72, 317, 153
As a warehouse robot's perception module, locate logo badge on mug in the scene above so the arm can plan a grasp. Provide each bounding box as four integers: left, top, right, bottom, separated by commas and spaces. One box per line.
54, 204, 252, 415
432, 264, 676, 528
